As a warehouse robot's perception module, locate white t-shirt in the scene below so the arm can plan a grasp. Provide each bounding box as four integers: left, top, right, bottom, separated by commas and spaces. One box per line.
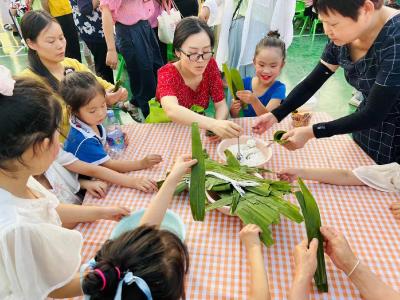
353, 162, 400, 192
0, 177, 83, 300
45, 149, 81, 204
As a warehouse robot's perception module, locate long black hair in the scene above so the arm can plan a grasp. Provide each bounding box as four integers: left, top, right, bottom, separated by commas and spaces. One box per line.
21, 10, 61, 92
0, 77, 62, 171
82, 225, 189, 300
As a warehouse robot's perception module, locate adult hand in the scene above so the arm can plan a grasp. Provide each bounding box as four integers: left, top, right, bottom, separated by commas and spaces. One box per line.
239, 224, 262, 249
207, 135, 221, 143
281, 126, 315, 151
106, 87, 128, 105
293, 238, 318, 281
106, 49, 118, 69
230, 99, 242, 118
252, 112, 278, 134
209, 119, 242, 139
198, 6, 210, 23
101, 206, 131, 221
320, 226, 358, 275
129, 177, 158, 193
169, 154, 198, 182
236, 90, 258, 105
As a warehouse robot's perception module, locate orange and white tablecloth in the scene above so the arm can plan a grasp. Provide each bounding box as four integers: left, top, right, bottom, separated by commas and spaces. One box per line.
72, 112, 400, 300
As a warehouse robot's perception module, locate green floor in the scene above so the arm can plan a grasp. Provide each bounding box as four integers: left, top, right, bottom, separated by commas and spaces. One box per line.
0, 23, 355, 119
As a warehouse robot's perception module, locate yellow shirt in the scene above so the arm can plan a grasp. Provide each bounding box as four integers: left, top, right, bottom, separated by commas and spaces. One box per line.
48, 0, 72, 17
19, 58, 114, 141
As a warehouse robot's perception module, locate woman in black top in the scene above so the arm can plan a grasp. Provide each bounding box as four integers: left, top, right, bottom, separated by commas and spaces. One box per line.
253, 0, 400, 164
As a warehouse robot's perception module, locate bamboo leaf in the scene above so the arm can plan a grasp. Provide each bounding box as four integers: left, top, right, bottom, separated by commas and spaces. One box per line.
206, 196, 234, 212
224, 149, 241, 169
273, 130, 289, 145
223, 63, 235, 99
295, 178, 328, 293
190, 123, 206, 221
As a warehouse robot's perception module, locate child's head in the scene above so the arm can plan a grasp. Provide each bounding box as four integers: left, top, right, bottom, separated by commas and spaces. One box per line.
253, 31, 286, 85
314, 0, 384, 46
60, 72, 106, 126
82, 225, 189, 300
0, 77, 62, 175
21, 10, 65, 91
173, 17, 214, 76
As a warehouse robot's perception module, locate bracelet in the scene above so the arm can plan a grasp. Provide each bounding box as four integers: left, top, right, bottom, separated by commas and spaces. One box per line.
347, 259, 360, 277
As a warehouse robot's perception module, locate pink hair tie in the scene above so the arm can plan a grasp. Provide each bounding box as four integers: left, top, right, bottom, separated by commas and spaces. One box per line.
94, 269, 107, 291
115, 267, 121, 280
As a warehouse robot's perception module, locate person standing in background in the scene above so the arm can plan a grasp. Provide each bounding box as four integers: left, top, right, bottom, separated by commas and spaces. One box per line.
70, 0, 114, 83
41, 0, 82, 62
101, 0, 164, 118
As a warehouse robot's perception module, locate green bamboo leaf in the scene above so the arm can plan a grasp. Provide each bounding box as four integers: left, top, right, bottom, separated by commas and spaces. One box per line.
190, 123, 206, 221
295, 178, 328, 293
230, 68, 248, 109
223, 63, 235, 99
224, 149, 241, 169
273, 130, 289, 145
210, 183, 232, 192
206, 196, 233, 212
230, 191, 240, 215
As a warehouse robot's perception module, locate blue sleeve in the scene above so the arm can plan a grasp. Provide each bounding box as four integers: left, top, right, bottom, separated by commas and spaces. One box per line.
75, 138, 110, 165
242, 77, 253, 91
271, 83, 286, 100
77, 0, 94, 15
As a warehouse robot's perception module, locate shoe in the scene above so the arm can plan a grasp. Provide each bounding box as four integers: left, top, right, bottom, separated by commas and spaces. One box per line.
349, 91, 363, 107
123, 102, 144, 123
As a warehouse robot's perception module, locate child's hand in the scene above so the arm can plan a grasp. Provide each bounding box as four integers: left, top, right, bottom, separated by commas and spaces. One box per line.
106, 87, 128, 105
320, 226, 358, 275
129, 177, 158, 193
141, 154, 163, 169
390, 201, 400, 219
277, 168, 302, 182
236, 90, 258, 105
84, 180, 108, 198
240, 224, 262, 249
293, 238, 318, 281
168, 155, 197, 182
101, 206, 131, 221
230, 99, 242, 118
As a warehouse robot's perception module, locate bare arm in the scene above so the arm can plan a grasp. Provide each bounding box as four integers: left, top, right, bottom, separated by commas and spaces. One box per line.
48, 274, 82, 298
252, 99, 281, 116
288, 276, 311, 300
247, 244, 270, 300
102, 158, 153, 173
349, 262, 400, 300
214, 99, 229, 120
56, 203, 111, 224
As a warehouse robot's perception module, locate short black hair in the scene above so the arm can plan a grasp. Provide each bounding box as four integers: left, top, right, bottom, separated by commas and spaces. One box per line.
0, 77, 61, 171
315, 0, 384, 21
173, 17, 214, 51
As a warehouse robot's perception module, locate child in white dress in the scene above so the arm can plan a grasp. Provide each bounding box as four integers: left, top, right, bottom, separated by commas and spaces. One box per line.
0, 76, 130, 299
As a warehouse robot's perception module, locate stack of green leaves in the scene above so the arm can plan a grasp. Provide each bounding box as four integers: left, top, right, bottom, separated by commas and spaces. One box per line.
295, 178, 328, 292
223, 63, 248, 110
158, 123, 304, 246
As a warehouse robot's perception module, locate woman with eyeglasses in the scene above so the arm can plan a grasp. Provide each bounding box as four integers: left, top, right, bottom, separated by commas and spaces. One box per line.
156, 17, 242, 141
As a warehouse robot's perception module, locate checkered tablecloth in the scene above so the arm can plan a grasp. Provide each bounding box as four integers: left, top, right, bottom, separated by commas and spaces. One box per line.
72, 112, 400, 300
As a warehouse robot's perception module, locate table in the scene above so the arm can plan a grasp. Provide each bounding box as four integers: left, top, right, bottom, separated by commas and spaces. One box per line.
73, 112, 400, 299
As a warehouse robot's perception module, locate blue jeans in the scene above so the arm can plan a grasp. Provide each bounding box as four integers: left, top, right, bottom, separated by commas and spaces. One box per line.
116, 20, 163, 117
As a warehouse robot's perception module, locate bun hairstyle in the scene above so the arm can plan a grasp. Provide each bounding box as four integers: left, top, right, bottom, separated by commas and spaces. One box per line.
59, 72, 105, 115
254, 30, 286, 61
0, 77, 61, 171
21, 10, 61, 92
314, 0, 384, 21
82, 225, 189, 300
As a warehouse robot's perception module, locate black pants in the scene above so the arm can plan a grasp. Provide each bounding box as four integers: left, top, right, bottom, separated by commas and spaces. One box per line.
153, 27, 168, 64
116, 20, 164, 117
174, 0, 198, 17
56, 13, 82, 62
84, 40, 114, 84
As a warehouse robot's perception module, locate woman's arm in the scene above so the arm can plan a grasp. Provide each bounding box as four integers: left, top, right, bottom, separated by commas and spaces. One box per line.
100, 4, 118, 69
271, 61, 336, 122
312, 83, 400, 138
214, 99, 229, 120
161, 96, 241, 138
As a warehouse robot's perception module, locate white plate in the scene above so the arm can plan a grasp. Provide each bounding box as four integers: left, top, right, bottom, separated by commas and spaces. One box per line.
217, 135, 272, 167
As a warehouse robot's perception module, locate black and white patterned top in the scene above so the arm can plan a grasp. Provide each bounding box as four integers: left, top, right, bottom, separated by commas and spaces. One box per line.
70, 0, 104, 43
321, 14, 400, 164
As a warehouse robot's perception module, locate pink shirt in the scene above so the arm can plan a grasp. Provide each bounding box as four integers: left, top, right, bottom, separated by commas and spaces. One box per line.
100, 0, 156, 25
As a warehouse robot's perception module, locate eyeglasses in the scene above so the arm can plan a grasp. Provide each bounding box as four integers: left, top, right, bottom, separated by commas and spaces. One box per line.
179, 49, 214, 62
